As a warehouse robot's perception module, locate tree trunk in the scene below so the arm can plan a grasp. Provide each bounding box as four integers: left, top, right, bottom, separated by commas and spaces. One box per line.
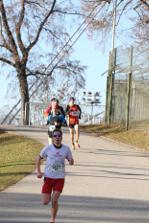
17, 67, 29, 125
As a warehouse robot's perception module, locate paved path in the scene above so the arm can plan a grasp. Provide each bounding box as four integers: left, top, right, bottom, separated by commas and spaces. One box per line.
1, 127, 149, 223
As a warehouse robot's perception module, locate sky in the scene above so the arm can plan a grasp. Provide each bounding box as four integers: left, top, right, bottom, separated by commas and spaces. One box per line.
0, 0, 122, 111
73, 33, 109, 104
0, 32, 109, 110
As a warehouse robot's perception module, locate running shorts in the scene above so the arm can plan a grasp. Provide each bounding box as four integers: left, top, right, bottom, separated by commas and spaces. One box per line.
42, 177, 65, 193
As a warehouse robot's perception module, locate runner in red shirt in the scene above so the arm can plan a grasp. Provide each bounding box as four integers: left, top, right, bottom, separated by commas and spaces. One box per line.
65, 97, 81, 150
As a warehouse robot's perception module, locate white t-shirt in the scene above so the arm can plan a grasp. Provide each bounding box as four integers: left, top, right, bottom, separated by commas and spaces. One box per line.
40, 144, 73, 179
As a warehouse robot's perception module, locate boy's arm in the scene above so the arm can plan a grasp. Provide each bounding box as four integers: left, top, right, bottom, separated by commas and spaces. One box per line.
68, 158, 74, 165
65, 105, 70, 115
36, 155, 43, 178
60, 106, 65, 116
77, 105, 82, 119
66, 148, 74, 165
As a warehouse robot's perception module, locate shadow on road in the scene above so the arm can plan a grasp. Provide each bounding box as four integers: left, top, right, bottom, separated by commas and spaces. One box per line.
80, 147, 149, 158
0, 192, 149, 223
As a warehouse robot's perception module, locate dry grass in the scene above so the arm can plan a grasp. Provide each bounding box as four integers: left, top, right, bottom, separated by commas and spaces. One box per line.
80, 124, 149, 151
0, 132, 43, 191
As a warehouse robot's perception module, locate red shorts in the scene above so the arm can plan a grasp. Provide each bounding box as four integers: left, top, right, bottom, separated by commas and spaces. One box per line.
42, 177, 65, 194
69, 117, 79, 128
69, 120, 79, 128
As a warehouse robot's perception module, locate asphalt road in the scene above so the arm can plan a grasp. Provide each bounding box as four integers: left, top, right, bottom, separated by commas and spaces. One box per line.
1, 126, 149, 223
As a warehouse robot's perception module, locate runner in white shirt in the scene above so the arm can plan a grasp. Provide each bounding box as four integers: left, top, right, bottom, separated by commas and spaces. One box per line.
36, 129, 74, 223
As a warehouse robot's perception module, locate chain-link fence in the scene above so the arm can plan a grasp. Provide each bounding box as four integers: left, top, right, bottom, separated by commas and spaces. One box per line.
105, 45, 149, 130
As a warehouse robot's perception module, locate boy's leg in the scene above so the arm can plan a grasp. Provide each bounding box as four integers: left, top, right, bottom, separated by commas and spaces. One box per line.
75, 124, 80, 148
42, 193, 51, 205
42, 178, 52, 205
69, 127, 75, 149
50, 179, 64, 222
50, 191, 61, 222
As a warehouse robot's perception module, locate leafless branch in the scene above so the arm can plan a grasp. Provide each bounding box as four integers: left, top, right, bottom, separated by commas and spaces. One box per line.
53, 9, 84, 16
0, 0, 19, 60
25, 0, 43, 7
0, 18, 13, 53
27, 0, 57, 51
0, 56, 15, 67
140, 0, 149, 9
0, 41, 13, 53
15, 0, 27, 55
26, 67, 53, 77
43, 27, 60, 39
116, 0, 132, 26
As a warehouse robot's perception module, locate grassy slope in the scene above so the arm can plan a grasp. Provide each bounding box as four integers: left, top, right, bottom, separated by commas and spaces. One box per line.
80, 124, 149, 151
0, 131, 43, 191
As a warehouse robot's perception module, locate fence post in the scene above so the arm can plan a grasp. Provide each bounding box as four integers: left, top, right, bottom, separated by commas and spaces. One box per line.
126, 46, 133, 130
25, 102, 30, 126
109, 48, 116, 125
105, 52, 111, 124
105, 74, 110, 124
105, 49, 116, 125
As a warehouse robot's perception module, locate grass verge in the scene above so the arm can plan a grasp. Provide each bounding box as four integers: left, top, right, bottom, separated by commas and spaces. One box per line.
0, 131, 43, 192
80, 124, 149, 151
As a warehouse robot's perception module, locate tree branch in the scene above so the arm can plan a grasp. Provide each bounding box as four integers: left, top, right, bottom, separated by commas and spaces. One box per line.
0, 42, 13, 53
53, 9, 84, 16
25, 0, 42, 7
27, 0, 57, 51
0, 20, 13, 53
15, 0, 27, 55
0, 0, 19, 60
26, 70, 52, 77
43, 27, 60, 39
140, 0, 149, 9
0, 57, 16, 67
116, 0, 132, 26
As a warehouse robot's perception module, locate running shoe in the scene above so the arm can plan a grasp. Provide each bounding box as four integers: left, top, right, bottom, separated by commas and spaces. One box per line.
75, 141, 80, 149
72, 143, 75, 150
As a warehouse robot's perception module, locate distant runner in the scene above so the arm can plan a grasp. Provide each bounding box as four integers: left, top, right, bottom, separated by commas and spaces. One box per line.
44, 98, 66, 125
44, 98, 66, 144
65, 97, 81, 150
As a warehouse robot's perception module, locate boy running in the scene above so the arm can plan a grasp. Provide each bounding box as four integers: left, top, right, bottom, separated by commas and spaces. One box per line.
36, 129, 74, 223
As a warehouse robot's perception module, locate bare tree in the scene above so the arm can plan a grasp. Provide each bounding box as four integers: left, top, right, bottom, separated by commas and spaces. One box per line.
0, 0, 85, 125
80, 0, 149, 47
133, 0, 149, 45
30, 58, 86, 103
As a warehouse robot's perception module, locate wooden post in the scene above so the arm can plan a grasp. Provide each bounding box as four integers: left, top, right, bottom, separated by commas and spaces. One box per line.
105, 49, 116, 125
105, 75, 110, 124
109, 48, 116, 125
126, 46, 133, 130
